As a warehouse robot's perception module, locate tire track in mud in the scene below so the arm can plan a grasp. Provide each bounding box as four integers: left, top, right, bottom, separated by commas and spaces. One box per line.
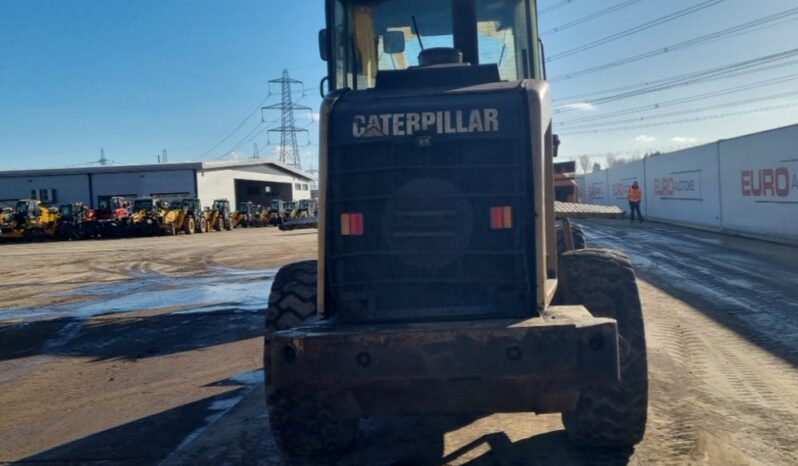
639, 297, 704, 465
640, 282, 798, 466
583, 222, 798, 367
584, 221, 798, 465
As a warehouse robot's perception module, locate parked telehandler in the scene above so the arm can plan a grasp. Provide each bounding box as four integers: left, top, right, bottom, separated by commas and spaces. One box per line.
283, 201, 299, 220
233, 201, 269, 228
160, 200, 188, 235
253, 204, 270, 227
296, 199, 318, 218
57, 202, 93, 240
94, 196, 131, 238
0, 199, 60, 241
206, 199, 234, 231
0, 207, 13, 224
266, 199, 286, 226
0, 204, 26, 241
181, 198, 208, 234
130, 197, 168, 236
263, 0, 647, 458
231, 201, 253, 228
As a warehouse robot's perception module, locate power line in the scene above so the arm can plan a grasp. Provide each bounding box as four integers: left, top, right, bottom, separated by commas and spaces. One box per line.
557, 89, 798, 131
217, 116, 282, 159
550, 7, 798, 81
558, 101, 798, 135
555, 58, 798, 106
563, 144, 695, 161
217, 122, 265, 159
539, 0, 579, 16
557, 73, 798, 126
197, 90, 271, 160
546, 0, 725, 62
541, 0, 645, 36
554, 47, 798, 111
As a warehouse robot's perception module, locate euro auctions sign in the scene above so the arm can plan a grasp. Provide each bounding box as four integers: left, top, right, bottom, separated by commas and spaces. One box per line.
587, 182, 605, 200
654, 170, 702, 200
741, 167, 798, 201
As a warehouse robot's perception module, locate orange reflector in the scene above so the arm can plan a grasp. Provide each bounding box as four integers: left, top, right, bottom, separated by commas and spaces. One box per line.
503, 206, 513, 228
341, 213, 350, 235
490, 206, 512, 229
341, 213, 363, 236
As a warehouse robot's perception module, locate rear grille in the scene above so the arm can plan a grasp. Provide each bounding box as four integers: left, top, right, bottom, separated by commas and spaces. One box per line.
326, 137, 534, 322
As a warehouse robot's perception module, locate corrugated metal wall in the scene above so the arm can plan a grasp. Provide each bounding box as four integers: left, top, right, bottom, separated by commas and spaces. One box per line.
0, 174, 92, 207
92, 170, 196, 203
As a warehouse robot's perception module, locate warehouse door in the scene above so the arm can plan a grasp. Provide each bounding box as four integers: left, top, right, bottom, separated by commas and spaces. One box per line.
234, 180, 292, 206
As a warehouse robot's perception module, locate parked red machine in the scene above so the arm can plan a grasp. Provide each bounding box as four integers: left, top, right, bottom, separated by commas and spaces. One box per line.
94, 196, 131, 238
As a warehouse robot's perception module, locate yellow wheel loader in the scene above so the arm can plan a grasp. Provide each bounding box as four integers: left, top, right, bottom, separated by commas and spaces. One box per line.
0, 200, 60, 241
263, 0, 648, 459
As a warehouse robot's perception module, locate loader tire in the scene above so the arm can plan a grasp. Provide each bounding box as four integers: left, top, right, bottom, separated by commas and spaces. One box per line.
199, 217, 207, 233
184, 217, 196, 235
215, 218, 223, 232
559, 249, 648, 447
556, 222, 586, 254
264, 260, 358, 457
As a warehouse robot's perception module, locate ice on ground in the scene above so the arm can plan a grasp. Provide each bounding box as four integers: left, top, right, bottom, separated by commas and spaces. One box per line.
0, 267, 277, 323
228, 369, 264, 386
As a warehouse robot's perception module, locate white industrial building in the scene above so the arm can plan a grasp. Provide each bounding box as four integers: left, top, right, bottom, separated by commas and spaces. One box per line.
0, 159, 315, 209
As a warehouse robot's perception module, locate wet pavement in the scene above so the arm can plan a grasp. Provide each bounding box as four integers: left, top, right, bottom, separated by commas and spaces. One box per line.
0, 268, 275, 323
580, 219, 798, 367
3, 224, 798, 465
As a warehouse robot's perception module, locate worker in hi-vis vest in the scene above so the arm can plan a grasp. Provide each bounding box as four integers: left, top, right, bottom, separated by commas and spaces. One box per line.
627, 181, 644, 223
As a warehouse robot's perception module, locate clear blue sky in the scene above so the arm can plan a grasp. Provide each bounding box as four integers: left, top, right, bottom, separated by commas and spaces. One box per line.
0, 0, 796, 171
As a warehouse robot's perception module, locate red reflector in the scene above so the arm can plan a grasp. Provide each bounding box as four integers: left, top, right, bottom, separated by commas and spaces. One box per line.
341, 213, 363, 236
490, 207, 504, 229
350, 213, 363, 235
490, 206, 512, 229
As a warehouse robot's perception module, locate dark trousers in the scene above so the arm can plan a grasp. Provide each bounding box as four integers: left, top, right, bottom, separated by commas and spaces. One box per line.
629, 201, 643, 222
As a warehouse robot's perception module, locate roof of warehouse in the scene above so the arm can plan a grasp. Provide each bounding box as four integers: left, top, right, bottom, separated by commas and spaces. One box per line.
0, 159, 314, 181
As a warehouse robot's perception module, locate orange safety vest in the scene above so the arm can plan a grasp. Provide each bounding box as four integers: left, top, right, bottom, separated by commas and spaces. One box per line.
628, 186, 642, 202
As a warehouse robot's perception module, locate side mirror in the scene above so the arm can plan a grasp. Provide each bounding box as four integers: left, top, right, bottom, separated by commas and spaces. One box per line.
383, 30, 406, 54
319, 29, 329, 61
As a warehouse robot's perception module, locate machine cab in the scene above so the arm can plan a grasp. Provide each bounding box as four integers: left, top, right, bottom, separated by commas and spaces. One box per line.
16, 200, 40, 218
319, 0, 543, 93
133, 198, 159, 213
316, 0, 557, 322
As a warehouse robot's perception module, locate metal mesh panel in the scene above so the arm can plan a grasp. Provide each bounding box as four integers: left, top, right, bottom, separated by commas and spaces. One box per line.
327, 137, 533, 321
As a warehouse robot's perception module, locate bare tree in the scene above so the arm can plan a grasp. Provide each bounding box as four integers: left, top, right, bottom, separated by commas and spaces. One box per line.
578, 155, 591, 173
592, 161, 602, 172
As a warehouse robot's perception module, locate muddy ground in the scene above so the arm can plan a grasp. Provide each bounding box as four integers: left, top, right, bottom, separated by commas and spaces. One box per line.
1, 223, 797, 465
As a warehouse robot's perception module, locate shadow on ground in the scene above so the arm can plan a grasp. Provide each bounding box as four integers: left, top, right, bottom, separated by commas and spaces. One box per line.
9, 384, 253, 466
11, 385, 636, 466
0, 311, 263, 363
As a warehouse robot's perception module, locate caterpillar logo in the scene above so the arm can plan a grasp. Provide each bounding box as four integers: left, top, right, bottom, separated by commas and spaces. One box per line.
352, 109, 500, 138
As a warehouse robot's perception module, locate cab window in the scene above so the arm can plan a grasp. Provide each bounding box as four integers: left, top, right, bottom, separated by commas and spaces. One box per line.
330, 0, 537, 90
